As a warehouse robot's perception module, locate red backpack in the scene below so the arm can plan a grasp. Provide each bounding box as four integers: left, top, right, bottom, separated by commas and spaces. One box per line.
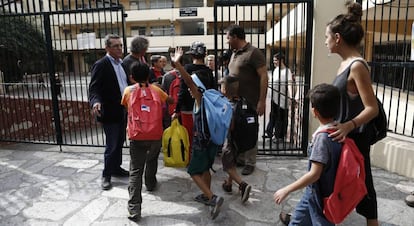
321, 130, 368, 224
168, 70, 180, 115
127, 83, 163, 140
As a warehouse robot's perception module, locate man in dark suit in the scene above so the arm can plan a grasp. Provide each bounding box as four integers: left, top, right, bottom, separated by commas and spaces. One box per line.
89, 34, 130, 190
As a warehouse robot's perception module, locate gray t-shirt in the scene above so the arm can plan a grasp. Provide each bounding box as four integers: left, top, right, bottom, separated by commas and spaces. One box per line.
309, 125, 336, 165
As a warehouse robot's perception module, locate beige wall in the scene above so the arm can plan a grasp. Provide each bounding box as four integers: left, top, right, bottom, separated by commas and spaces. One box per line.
309, 0, 345, 135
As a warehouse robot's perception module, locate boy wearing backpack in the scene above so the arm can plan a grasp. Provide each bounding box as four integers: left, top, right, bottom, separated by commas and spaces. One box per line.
171, 47, 224, 220
121, 61, 173, 222
220, 75, 252, 203
274, 83, 341, 226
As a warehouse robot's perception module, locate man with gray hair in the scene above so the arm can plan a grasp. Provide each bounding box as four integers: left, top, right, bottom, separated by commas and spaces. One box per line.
123, 36, 149, 82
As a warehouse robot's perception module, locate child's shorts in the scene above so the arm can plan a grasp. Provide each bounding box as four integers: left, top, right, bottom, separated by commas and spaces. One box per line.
187, 142, 218, 176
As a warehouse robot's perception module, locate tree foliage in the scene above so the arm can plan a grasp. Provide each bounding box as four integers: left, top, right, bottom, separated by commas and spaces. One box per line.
0, 15, 47, 82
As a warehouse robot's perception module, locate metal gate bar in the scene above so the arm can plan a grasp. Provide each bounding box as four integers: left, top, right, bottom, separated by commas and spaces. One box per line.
214, 0, 313, 156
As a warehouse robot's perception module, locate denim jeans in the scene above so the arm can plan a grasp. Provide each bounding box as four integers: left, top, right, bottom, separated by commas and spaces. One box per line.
289, 186, 334, 226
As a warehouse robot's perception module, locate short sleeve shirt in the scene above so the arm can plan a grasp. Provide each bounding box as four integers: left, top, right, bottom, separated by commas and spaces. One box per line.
228, 43, 266, 108
309, 132, 331, 166
270, 67, 293, 109
121, 83, 168, 110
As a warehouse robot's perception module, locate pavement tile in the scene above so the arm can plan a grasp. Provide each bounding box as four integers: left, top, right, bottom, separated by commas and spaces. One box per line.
0, 144, 413, 226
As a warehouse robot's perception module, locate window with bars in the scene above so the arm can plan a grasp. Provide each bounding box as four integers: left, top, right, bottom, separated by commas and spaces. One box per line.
150, 25, 170, 36
97, 27, 120, 38
180, 0, 202, 7
131, 26, 146, 36
150, 0, 173, 9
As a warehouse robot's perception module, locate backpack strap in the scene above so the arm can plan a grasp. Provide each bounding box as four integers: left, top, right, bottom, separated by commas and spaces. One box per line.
191, 73, 206, 92
170, 70, 179, 78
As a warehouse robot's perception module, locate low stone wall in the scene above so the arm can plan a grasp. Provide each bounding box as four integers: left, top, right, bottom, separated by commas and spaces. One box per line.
0, 96, 96, 141
371, 136, 414, 179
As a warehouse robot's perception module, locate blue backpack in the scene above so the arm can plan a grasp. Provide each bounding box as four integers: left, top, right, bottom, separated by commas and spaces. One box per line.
191, 74, 233, 145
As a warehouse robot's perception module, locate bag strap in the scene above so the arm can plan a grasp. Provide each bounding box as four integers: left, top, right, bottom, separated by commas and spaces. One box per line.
167, 137, 172, 157
171, 70, 179, 79
191, 73, 206, 92
180, 139, 185, 161
133, 83, 154, 99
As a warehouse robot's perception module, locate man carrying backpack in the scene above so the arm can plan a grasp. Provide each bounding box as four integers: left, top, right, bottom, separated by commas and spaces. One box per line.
121, 61, 173, 222
226, 24, 268, 175
274, 84, 342, 226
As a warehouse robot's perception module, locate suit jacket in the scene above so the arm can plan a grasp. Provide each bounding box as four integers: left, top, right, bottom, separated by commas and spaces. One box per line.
88, 55, 129, 123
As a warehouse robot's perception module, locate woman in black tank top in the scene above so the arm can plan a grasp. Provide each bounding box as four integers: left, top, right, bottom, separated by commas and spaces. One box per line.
325, 2, 379, 226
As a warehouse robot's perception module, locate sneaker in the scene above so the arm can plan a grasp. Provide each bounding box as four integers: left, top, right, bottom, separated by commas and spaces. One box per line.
405, 192, 414, 207
279, 212, 291, 226
146, 179, 158, 191
101, 176, 112, 190
112, 167, 129, 177
239, 182, 251, 203
262, 133, 273, 139
272, 138, 284, 144
209, 195, 224, 220
194, 193, 211, 206
222, 181, 232, 193
241, 165, 254, 175
127, 213, 141, 222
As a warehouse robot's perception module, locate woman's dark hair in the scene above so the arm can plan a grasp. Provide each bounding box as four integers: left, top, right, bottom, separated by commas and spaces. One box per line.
150, 55, 162, 66
327, 1, 364, 47
274, 52, 286, 62
307, 83, 340, 119
130, 61, 150, 82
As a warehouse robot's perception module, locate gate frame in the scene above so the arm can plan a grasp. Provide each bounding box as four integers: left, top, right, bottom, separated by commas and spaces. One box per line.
0, 5, 127, 147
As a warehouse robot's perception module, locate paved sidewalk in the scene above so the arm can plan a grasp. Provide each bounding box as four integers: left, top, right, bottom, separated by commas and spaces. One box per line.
0, 143, 413, 226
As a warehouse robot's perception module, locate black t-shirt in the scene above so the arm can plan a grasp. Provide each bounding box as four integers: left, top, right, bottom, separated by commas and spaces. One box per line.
176, 64, 214, 112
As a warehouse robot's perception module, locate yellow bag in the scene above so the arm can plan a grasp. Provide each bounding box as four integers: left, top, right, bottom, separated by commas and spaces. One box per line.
162, 119, 190, 167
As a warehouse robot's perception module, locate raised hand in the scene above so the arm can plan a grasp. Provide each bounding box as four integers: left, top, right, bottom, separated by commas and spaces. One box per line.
170, 47, 183, 66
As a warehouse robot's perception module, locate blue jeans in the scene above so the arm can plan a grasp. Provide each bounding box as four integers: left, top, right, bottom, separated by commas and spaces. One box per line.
289, 186, 334, 226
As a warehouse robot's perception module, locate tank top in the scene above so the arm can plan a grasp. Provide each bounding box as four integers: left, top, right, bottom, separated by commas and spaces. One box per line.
332, 59, 369, 134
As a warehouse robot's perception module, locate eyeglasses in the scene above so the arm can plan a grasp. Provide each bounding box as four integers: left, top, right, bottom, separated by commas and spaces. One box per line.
110, 44, 123, 48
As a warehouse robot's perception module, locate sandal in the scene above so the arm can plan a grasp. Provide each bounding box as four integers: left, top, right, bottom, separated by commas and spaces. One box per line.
222, 181, 233, 193
279, 212, 291, 226
194, 194, 211, 206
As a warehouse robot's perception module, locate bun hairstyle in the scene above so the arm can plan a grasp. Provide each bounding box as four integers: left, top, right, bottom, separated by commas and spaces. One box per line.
327, 1, 364, 47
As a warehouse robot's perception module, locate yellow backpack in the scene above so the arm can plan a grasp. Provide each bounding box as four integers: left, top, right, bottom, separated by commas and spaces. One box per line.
162, 119, 190, 167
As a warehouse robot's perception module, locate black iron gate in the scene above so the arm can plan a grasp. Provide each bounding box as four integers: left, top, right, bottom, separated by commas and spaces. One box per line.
0, 2, 126, 146
214, 1, 313, 156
